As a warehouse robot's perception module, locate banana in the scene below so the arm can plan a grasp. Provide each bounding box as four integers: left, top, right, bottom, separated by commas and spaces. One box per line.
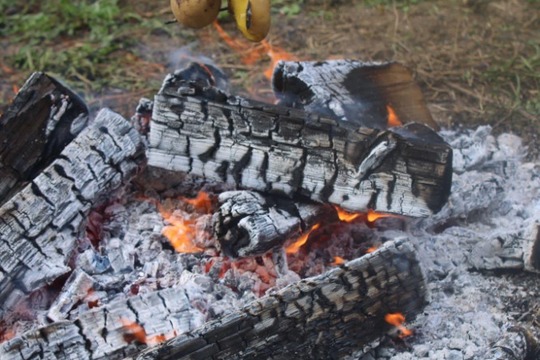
229, 0, 271, 42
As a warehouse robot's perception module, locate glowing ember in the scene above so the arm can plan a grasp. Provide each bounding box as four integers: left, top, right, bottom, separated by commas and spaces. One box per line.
121, 319, 147, 344
182, 191, 212, 213
286, 223, 321, 254
335, 206, 361, 222
332, 256, 346, 265
386, 105, 402, 127
367, 209, 399, 224
384, 313, 413, 338
121, 319, 176, 346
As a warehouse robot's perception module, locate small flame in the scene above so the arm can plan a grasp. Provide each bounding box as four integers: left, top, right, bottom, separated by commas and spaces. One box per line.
260, 40, 297, 80
335, 206, 361, 222
366, 246, 378, 253
384, 313, 413, 338
213, 21, 297, 80
332, 256, 346, 265
121, 319, 176, 346
286, 223, 320, 254
182, 191, 212, 213
386, 105, 402, 127
121, 319, 147, 344
161, 217, 203, 253
367, 209, 398, 224
12, 85, 19, 95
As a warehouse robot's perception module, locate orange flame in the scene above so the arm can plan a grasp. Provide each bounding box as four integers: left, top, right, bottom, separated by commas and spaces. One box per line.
12, 85, 19, 95
213, 21, 297, 80
366, 246, 378, 253
161, 217, 203, 253
386, 105, 402, 127
335, 206, 361, 222
182, 191, 212, 213
366, 209, 399, 224
121, 319, 148, 344
332, 256, 346, 265
260, 40, 297, 80
120, 319, 176, 346
286, 223, 320, 254
384, 313, 413, 338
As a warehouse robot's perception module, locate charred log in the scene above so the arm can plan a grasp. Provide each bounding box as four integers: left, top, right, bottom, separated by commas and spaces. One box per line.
469, 216, 540, 274
147, 77, 452, 217
213, 190, 339, 257
0, 287, 204, 360
0, 72, 89, 206
272, 60, 438, 130
0, 109, 144, 318
131, 238, 427, 360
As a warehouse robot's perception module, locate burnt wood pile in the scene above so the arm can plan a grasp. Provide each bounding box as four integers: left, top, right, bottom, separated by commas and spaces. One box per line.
0, 61, 467, 359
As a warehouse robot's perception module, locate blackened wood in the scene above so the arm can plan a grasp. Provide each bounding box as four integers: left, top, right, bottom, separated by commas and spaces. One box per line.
0, 72, 89, 206
272, 60, 439, 130
0, 287, 204, 360
147, 78, 452, 217
0, 109, 144, 318
213, 190, 338, 257
130, 238, 427, 360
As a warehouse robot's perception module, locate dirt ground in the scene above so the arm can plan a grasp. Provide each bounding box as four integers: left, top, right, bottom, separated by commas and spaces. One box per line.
1, 0, 538, 155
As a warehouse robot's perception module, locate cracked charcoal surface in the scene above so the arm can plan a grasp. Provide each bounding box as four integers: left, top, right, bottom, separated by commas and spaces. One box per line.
0, 109, 144, 320
146, 78, 452, 217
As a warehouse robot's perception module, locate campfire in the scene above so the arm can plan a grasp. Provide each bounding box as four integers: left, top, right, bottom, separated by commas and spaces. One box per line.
0, 57, 539, 360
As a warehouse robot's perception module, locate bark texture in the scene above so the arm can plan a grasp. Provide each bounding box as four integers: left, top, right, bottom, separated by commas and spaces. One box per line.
147, 77, 452, 217
272, 60, 438, 130
0, 72, 89, 206
212, 190, 339, 257
0, 109, 144, 318
131, 238, 427, 360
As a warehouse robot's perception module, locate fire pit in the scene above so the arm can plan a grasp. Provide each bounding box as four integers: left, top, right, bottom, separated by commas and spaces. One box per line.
0, 59, 538, 360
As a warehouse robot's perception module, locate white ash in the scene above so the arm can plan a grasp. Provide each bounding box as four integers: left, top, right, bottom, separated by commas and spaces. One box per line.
355, 126, 540, 360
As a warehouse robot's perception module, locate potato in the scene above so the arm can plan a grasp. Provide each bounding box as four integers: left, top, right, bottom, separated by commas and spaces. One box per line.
170, 0, 221, 29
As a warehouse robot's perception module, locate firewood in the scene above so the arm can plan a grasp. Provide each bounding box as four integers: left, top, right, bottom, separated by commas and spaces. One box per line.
129, 238, 427, 360
272, 60, 439, 130
0, 109, 144, 318
146, 77, 452, 217
0, 287, 205, 360
0, 72, 89, 206
468, 216, 540, 273
212, 190, 339, 257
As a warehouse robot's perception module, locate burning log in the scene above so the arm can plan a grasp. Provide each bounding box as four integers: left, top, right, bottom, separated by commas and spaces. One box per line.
272, 60, 439, 130
212, 190, 339, 257
0, 109, 144, 318
146, 75, 452, 218
0, 72, 89, 206
0, 287, 205, 360
130, 238, 427, 360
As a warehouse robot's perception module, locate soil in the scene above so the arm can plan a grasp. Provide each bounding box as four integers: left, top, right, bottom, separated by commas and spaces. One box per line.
1, 1, 538, 157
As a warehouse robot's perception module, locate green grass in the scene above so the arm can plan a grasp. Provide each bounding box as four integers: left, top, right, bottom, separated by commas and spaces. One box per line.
0, 0, 177, 96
